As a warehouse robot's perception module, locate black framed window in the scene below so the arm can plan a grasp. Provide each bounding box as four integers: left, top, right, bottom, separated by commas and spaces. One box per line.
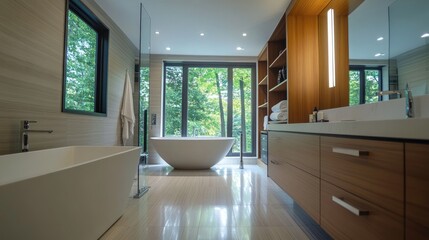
163, 62, 256, 157
63, 0, 109, 115
349, 65, 383, 105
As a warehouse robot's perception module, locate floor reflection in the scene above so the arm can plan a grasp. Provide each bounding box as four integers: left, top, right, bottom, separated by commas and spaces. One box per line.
102, 164, 330, 240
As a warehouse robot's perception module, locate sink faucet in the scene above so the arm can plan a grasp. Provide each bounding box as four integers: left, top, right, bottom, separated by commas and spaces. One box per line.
21, 120, 53, 152
378, 90, 401, 98
378, 84, 413, 118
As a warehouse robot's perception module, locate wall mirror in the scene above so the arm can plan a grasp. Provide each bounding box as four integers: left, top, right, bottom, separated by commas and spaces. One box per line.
348, 0, 429, 104
388, 0, 429, 97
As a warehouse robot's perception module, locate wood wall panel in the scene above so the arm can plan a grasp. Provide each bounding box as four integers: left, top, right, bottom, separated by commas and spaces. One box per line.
287, 15, 320, 123
0, 0, 138, 154
318, 0, 350, 110
288, 0, 331, 15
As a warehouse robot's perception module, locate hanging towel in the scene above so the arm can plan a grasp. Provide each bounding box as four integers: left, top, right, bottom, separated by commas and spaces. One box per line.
121, 70, 135, 146
271, 100, 288, 112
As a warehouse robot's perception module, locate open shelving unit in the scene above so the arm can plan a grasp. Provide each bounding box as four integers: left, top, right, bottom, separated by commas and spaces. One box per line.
256, 0, 350, 159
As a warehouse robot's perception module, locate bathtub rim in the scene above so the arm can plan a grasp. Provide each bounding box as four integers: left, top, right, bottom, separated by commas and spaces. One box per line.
0, 146, 141, 187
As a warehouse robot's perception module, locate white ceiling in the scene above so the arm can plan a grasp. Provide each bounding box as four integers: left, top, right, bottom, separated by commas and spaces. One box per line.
94, 0, 291, 57
93, 0, 427, 60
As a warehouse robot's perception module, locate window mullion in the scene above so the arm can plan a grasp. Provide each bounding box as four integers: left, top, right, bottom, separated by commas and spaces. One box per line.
182, 65, 189, 137
227, 67, 233, 138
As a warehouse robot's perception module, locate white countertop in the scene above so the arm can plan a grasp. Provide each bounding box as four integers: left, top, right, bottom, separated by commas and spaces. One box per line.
268, 118, 429, 140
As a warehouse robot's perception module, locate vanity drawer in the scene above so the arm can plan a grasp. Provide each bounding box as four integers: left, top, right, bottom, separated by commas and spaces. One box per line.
269, 161, 320, 223
321, 136, 404, 216
321, 181, 404, 240
269, 131, 320, 177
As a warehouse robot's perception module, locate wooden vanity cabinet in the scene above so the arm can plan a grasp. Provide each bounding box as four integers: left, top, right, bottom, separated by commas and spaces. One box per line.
268, 131, 429, 239
321, 136, 404, 216
320, 136, 404, 239
268, 131, 320, 223
405, 143, 429, 239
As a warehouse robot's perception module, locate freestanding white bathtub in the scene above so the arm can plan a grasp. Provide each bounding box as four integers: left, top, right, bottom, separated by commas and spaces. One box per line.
0, 146, 141, 240
151, 137, 235, 169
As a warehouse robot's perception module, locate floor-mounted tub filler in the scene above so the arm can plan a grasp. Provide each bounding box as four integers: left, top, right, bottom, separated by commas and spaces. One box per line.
0, 146, 141, 240
151, 137, 235, 170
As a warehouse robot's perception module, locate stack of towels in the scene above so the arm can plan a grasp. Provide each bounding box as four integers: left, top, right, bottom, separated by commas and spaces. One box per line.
270, 100, 288, 121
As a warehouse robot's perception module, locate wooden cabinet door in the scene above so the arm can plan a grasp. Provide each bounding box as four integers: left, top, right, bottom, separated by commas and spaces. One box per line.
406, 143, 429, 239
268, 131, 320, 223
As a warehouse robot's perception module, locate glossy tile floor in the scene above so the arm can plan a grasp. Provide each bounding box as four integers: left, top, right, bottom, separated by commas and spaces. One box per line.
100, 163, 324, 240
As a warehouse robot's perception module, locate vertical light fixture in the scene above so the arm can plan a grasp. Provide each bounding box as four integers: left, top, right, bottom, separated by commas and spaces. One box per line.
327, 8, 336, 88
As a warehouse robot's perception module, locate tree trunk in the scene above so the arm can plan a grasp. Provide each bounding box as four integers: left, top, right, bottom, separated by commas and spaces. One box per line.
215, 73, 226, 137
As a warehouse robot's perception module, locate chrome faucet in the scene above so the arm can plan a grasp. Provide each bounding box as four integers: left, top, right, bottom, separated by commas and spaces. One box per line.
21, 120, 53, 152
378, 84, 413, 118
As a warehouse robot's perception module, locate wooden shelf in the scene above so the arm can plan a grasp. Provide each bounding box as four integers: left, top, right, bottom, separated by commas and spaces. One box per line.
269, 80, 288, 92
269, 120, 288, 124
259, 45, 268, 61
258, 102, 268, 108
258, 75, 268, 85
269, 48, 287, 68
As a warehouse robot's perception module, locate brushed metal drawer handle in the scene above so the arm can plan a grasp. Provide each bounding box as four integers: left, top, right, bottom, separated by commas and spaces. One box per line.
332, 196, 369, 216
332, 147, 369, 157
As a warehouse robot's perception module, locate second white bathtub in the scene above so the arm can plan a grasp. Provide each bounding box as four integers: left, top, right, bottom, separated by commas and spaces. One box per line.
0, 146, 141, 240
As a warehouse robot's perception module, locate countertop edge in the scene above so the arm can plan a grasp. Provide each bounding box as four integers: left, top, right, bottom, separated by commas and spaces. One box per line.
267, 118, 429, 141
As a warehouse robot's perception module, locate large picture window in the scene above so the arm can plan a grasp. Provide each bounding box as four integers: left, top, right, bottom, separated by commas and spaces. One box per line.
63, 0, 109, 115
163, 62, 256, 157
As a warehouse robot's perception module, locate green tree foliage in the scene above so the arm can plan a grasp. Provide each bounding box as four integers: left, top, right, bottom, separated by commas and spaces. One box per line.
139, 67, 150, 147
233, 68, 252, 153
164, 66, 254, 154
187, 67, 228, 137
365, 70, 380, 103
64, 11, 97, 111
349, 69, 380, 106
349, 70, 360, 106
165, 66, 183, 136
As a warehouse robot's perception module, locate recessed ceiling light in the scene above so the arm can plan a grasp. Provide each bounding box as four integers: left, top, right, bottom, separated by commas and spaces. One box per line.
242, 33, 247, 37
377, 37, 384, 41
155, 31, 160, 35
374, 53, 385, 57
200, 33, 205, 36
236, 47, 244, 51
166, 47, 171, 51
421, 33, 429, 38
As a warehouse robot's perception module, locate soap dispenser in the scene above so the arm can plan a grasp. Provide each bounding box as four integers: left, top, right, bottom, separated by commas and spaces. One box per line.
312, 107, 318, 122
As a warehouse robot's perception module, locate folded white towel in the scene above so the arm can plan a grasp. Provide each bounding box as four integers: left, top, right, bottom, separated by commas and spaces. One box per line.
271, 100, 288, 112
270, 112, 288, 121
263, 115, 268, 130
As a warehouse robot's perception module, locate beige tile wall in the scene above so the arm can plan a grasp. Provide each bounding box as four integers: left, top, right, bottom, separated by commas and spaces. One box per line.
0, 0, 139, 154
148, 54, 257, 164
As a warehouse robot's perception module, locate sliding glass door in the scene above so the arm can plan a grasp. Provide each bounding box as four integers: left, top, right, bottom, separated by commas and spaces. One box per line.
163, 62, 256, 156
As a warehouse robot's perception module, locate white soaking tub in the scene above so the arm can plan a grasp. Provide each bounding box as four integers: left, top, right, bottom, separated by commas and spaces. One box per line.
0, 146, 141, 240
151, 137, 235, 169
